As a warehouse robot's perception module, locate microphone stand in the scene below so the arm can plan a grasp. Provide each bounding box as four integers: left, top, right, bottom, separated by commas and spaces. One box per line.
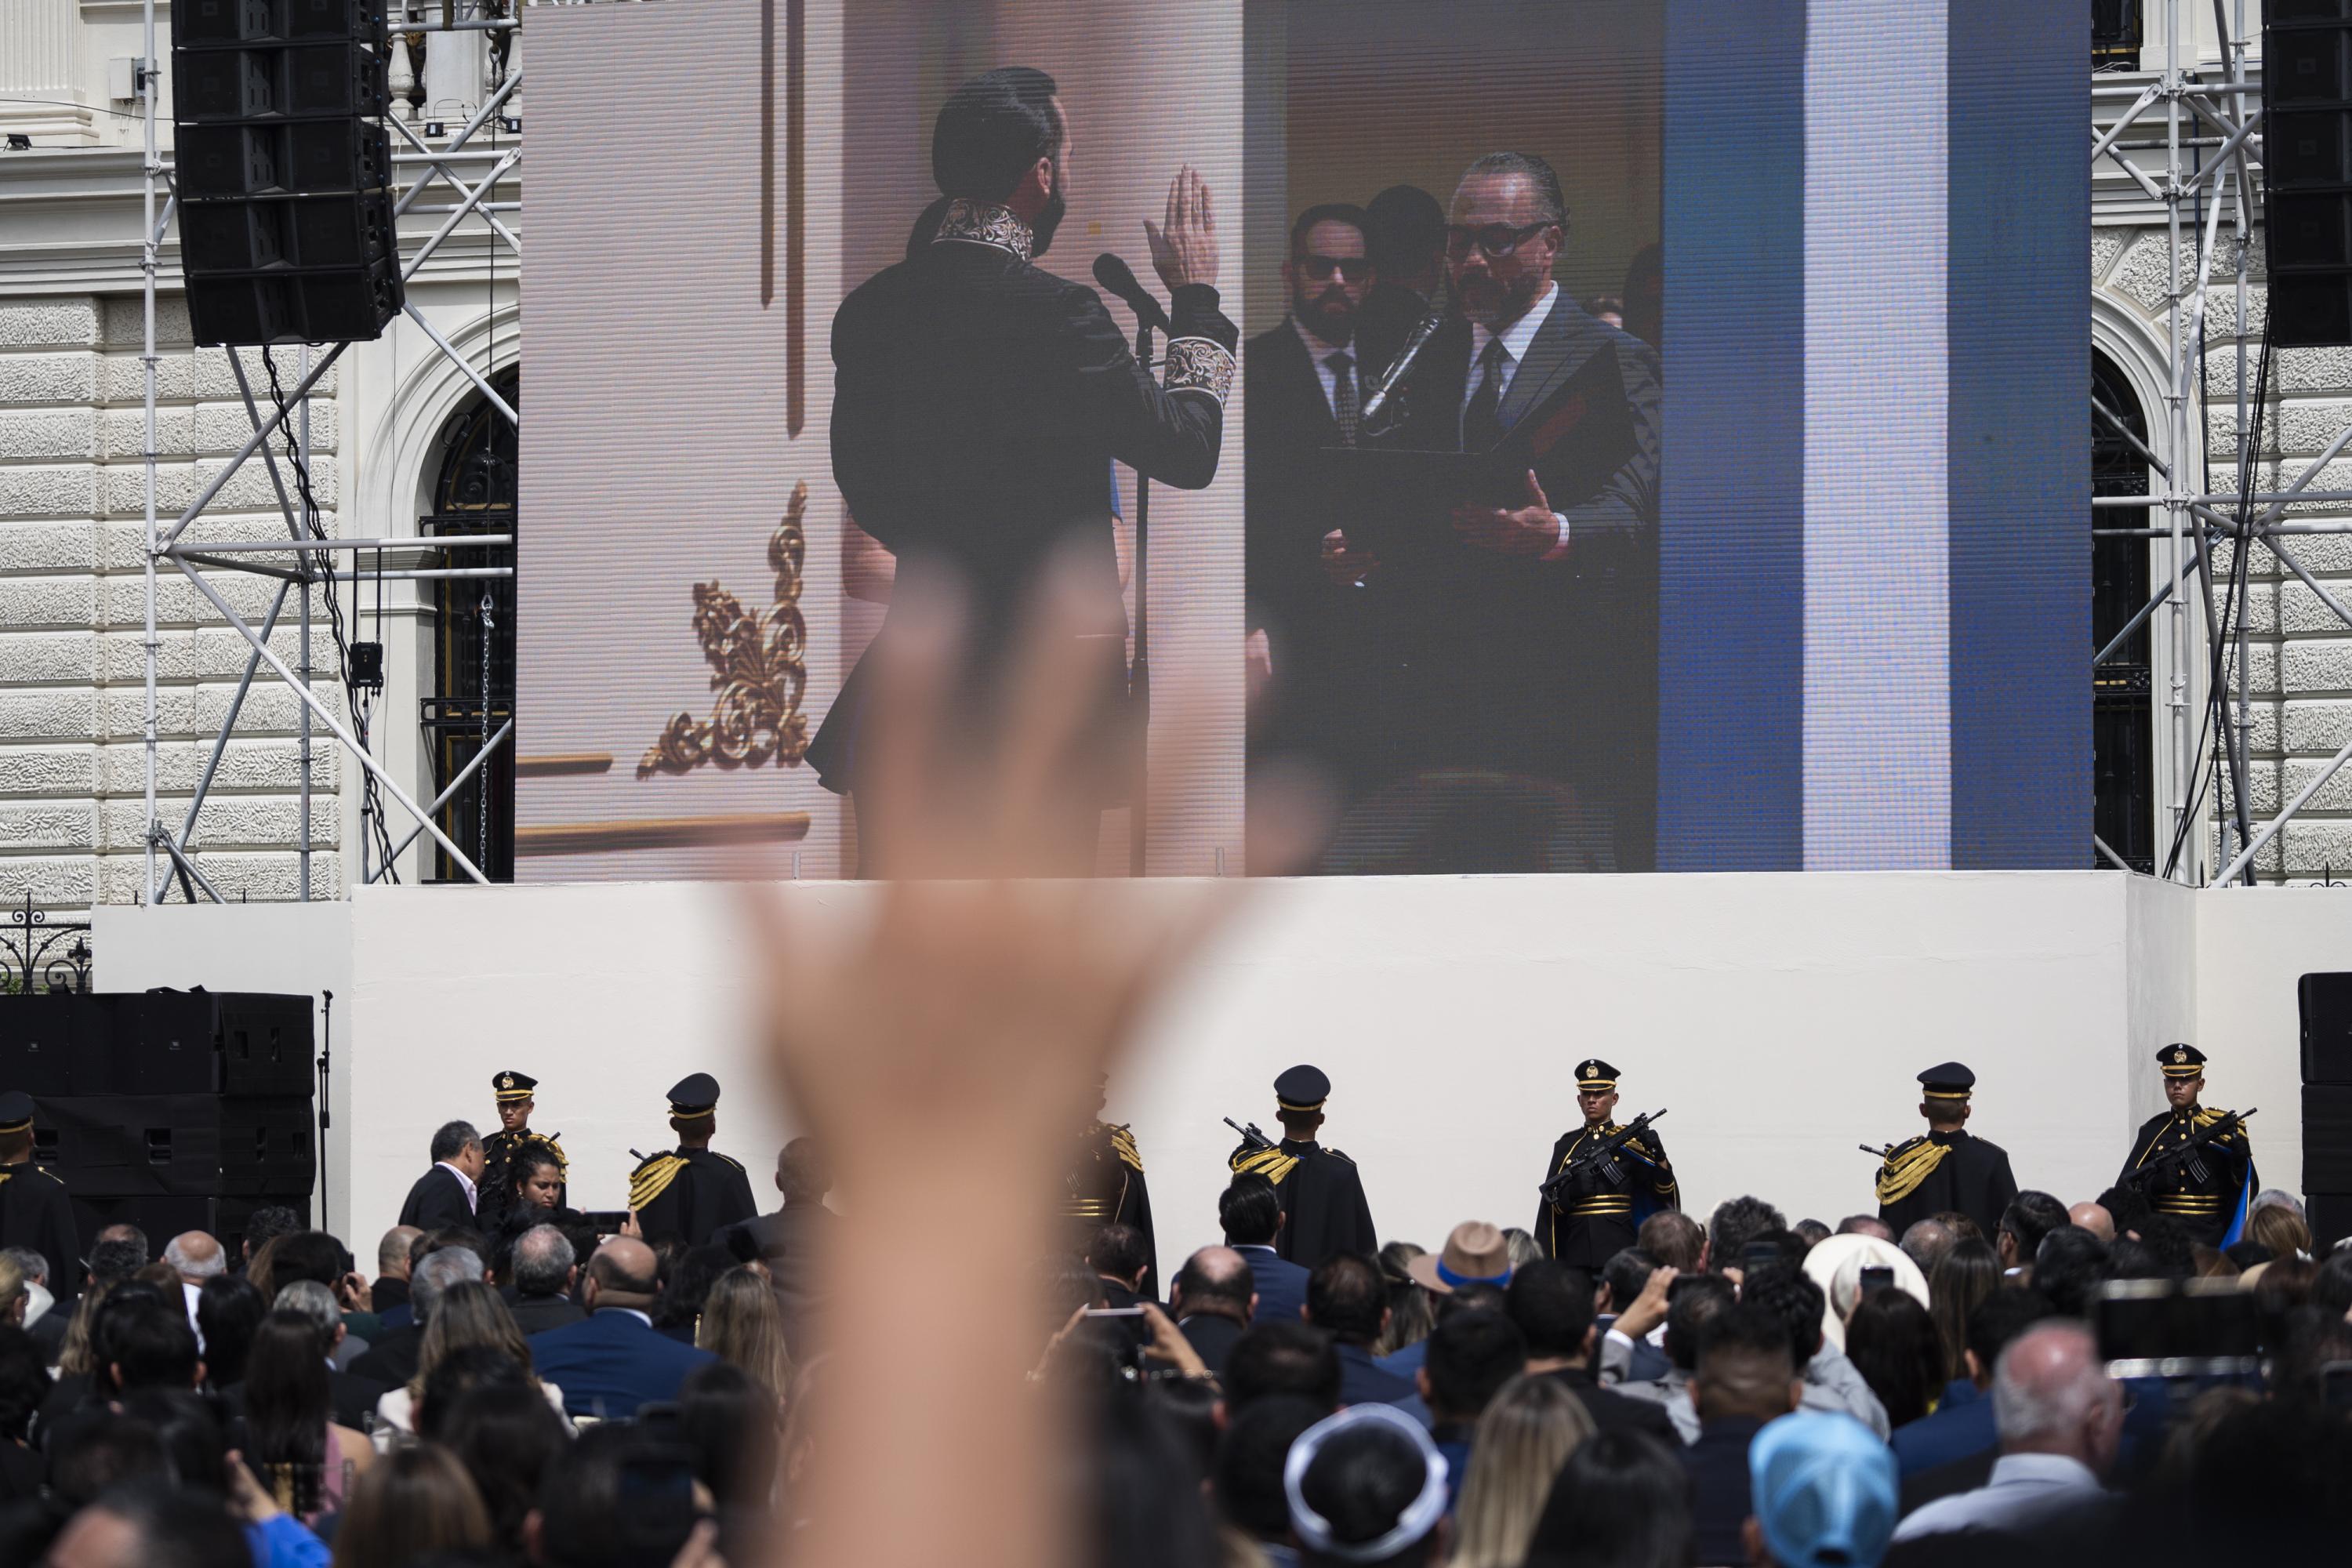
1127, 314, 1153, 879
316, 989, 332, 1232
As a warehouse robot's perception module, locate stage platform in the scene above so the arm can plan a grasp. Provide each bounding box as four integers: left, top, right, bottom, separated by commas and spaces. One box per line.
91, 873, 2341, 1265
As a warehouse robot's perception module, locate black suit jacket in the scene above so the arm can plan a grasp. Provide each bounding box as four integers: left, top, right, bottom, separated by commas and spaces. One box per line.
510, 1294, 588, 1337
721, 1200, 836, 1341
1364, 289, 1662, 869
1679, 1415, 1767, 1565
0, 1163, 80, 1301
811, 232, 1237, 793
397, 1165, 475, 1235
1877, 1130, 2020, 1242
348, 1323, 423, 1388
1551, 1365, 1682, 1449
1179, 1312, 1247, 1378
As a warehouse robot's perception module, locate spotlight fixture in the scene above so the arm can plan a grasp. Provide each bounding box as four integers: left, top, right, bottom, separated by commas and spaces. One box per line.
5, 135, 32, 152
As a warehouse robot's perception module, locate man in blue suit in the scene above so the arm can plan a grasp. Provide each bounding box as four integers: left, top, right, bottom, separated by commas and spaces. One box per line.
1221, 1173, 1310, 1327
528, 1236, 713, 1419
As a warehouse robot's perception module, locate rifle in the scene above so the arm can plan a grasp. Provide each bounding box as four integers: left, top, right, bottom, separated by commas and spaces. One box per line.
1860, 1143, 1895, 1160
2122, 1108, 2256, 1191
1540, 1109, 1668, 1205
1225, 1117, 1276, 1156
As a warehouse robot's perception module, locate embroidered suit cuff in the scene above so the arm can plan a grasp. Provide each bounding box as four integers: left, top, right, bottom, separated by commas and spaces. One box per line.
1164, 337, 1236, 405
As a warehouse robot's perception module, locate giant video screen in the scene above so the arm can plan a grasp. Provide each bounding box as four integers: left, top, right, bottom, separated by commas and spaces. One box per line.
518, 0, 2088, 880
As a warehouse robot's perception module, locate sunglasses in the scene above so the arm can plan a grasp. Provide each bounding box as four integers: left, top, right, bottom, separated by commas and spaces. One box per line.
1443, 221, 1555, 261
1298, 253, 1372, 282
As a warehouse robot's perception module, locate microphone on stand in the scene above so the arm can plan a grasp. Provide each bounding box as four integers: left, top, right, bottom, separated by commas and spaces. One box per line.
1093, 252, 1174, 336
1359, 304, 1443, 427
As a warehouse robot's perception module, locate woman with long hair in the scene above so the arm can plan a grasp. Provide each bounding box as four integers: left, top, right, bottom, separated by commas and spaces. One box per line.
1522, 1428, 1694, 1568
1925, 1236, 2000, 1383
1374, 1243, 1433, 1359
658, 1244, 735, 1345
195, 1273, 266, 1390
1843, 1290, 1945, 1428
244, 1309, 372, 1522
1450, 1373, 1595, 1568
442, 1379, 572, 1555
376, 1279, 560, 1439
696, 1266, 794, 1401
329, 1444, 494, 1568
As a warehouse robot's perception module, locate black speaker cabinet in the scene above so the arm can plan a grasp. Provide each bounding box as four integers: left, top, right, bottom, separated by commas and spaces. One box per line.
2267, 3, 2352, 345
2299, 971, 2352, 1083
38, 1093, 314, 1200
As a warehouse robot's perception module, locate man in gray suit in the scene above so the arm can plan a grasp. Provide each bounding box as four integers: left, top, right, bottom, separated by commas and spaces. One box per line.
1339, 151, 1661, 872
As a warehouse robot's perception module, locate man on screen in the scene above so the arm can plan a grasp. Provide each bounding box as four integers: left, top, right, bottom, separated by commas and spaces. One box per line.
1334, 152, 1661, 872
810, 67, 1236, 873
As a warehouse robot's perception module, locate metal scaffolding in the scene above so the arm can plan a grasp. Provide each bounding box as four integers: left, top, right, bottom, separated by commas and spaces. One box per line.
136, 0, 524, 906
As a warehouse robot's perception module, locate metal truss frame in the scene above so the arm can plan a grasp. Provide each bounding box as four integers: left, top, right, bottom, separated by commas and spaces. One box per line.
136, 0, 524, 906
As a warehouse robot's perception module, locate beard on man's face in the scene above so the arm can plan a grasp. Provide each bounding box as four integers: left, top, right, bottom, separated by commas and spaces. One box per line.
1295, 281, 1356, 343
1454, 263, 1544, 328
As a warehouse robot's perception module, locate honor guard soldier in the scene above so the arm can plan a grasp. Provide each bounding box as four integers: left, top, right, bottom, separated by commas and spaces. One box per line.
478, 1070, 567, 1230
1874, 1063, 2019, 1242
1535, 1058, 1677, 1268
2120, 1044, 2256, 1247
630, 1074, 760, 1249
0, 1091, 76, 1298
1067, 1074, 1158, 1294
1228, 1065, 1377, 1270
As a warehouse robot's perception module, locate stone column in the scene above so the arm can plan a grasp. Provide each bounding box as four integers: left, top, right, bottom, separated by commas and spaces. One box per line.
0, 0, 96, 144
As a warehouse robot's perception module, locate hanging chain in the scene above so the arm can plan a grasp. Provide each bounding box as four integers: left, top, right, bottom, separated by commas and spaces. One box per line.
479, 590, 495, 876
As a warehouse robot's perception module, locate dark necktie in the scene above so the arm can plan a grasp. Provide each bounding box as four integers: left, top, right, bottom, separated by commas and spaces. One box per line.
1326, 350, 1357, 446
1461, 336, 1508, 452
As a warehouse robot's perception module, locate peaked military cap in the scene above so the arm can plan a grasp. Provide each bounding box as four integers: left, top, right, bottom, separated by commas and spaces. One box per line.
1918, 1062, 1975, 1100
1575, 1059, 1620, 1092
2157, 1042, 2207, 1079
0, 1091, 32, 1134
667, 1073, 721, 1118
1274, 1065, 1330, 1112
492, 1070, 538, 1104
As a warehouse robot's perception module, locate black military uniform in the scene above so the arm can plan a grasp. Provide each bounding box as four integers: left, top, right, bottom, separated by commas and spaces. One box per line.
1066, 1083, 1156, 1294
1228, 1065, 1377, 1269
2119, 1043, 2256, 1248
478, 1069, 568, 1232
1875, 1063, 2020, 1240
630, 1073, 760, 1250
0, 1091, 76, 1296
1536, 1058, 1677, 1269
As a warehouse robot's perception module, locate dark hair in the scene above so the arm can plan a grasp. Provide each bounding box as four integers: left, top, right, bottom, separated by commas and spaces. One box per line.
1220, 1174, 1283, 1247
1461, 151, 1567, 227
1791, 1218, 1831, 1249
2223, 1240, 2275, 1271
242, 1312, 332, 1515
118, 1388, 230, 1494
76, 1479, 253, 1568
678, 1359, 779, 1512
1172, 1250, 1253, 1319
340, 1443, 495, 1568
1635, 1210, 1705, 1274
89, 1234, 151, 1288
1297, 1417, 1443, 1568
2030, 1225, 2110, 1318
269, 1232, 347, 1291
2314, 1250, 2352, 1318
50, 1411, 169, 1507
533, 1421, 700, 1568
1088, 1224, 1151, 1283
1307, 1254, 1388, 1346
1694, 1303, 1795, 1380
1843, 1290, 1944, 1427
239, 1207, 303, 1256
1087, 1382, 1221, 1568
1289, 201, 1368, 260
656, 1245, 733, 1333
430, 1121, 481, 1164
1377, 1243, 1436, 1356
1423, 1308, 1527, 1423
1147, 1375, 1223, 1479
1506, 1258, 1595, 1360
932, 67, 1062, 203
2096, 1184, 2154, 1236
779, 1136, 830, 1203
194, 1273, 266, 1388
0, 1326, 46, 1441
1739, 1265, 1828, 1363
100, 1292, 200, 1393
1706, 1196, 1786, 1272
1740, 1229, 1810, 1273
1215, 1395, 1328, 1540
1525, 1429, 1693, 1568
1928, 1236, 2004, 1378
1599, 1248, 1657, 1313
1998, 1190, 2071, 1258
1661, 1274, 1737, 1373
445, 1380, 571, 1551
1363, 184, 1446, 273
1225, 1321, 1341, 1412
1963, 1287, 2056, 1378
417, 1344, 533, 1446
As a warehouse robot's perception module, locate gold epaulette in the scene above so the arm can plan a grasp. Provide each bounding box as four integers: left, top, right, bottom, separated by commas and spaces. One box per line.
541, 1133, 569, 1174
713, 1151, 746, 1173
1109, 1125, 1143, 1174
1232, 1146, 1301, 1185
630, 1153, 688, 1210
1875, 1136, 1950, 1205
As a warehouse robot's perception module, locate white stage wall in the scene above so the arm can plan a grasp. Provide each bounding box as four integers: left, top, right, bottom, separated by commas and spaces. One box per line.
95, 869, 2318, 1273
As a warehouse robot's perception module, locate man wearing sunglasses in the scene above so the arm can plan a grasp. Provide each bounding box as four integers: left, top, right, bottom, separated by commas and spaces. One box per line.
1246, 203, 1389, 794
1343, 151, 1661, 869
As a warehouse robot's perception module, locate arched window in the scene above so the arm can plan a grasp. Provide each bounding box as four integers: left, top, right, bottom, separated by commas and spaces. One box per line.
2092, 350, 2154, 873
420, 369, 518, 881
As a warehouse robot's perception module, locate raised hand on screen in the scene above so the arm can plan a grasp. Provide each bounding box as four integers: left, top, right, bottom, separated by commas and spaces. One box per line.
1144, 165, 1219, 292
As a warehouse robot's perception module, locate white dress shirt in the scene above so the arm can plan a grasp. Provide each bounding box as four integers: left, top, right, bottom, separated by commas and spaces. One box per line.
437, 1159, 480, 1214
1889, 1453, 2105, 1543
1290, 315, 1361, 424
1460, 281, 1570, 558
